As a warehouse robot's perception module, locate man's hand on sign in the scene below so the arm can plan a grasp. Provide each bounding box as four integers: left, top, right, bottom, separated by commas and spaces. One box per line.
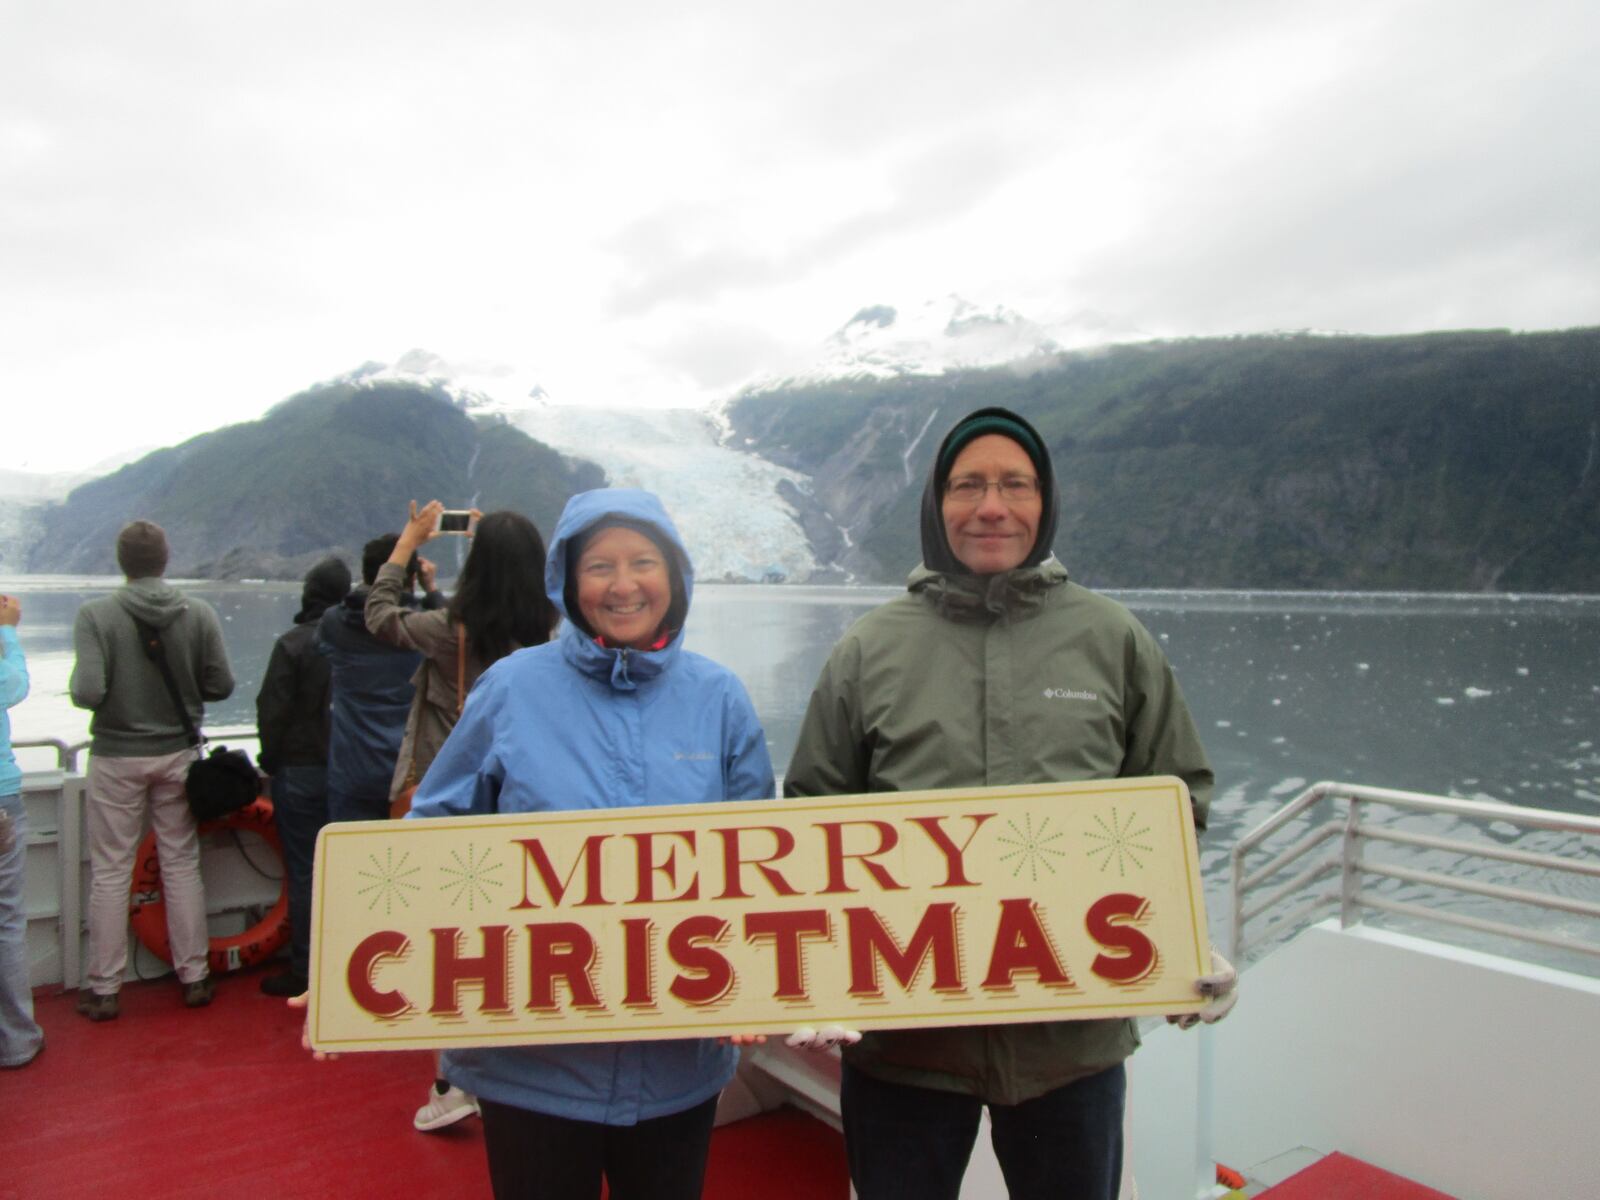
285, 992, 340, 1061
723, 1033, 768, 1046
786, 1026, 863, 1052
1168, 947, 1238, 1030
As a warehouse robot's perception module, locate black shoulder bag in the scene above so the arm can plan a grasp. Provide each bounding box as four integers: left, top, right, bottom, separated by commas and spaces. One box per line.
131, 616, 260, 822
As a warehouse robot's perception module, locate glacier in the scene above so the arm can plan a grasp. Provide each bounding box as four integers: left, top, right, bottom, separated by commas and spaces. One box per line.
346, 355, 827, 583
508, 405, 822, 583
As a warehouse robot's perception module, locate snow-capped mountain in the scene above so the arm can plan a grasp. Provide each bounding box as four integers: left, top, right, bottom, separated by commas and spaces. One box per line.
740, 295, 1069, 394
345, 355, 829, 582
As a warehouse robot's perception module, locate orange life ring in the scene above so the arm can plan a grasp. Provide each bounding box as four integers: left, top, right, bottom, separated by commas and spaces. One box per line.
129, 796, 290, 975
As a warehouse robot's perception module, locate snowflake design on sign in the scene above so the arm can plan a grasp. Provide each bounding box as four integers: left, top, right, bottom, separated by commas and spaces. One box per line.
356, 846, 422, 914
996, 812, 1068, 882
440, 843, 505, 911
1084, 808, 1153, 877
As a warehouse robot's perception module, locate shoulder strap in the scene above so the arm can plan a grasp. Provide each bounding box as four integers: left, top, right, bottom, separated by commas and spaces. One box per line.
455, 624, 468, 717
130, 615, 202, 749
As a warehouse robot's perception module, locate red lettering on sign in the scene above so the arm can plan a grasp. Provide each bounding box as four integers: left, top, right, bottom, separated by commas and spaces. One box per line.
621, 918, 656, 1008
908, 814, 996, 887
743, 909, 831, 1000
347, 930, 412, 1018
845, 903, 963, 996
1086, 893, 1156, 984
713, 826, 801, 900
430, 925, 513, 1015
628, 830, 700, 903
981, 899, 1073, 991
512, 835, 610, 909
818, 821, 907, 894
526, 922, 603, 1010
667, 915, 734, 1006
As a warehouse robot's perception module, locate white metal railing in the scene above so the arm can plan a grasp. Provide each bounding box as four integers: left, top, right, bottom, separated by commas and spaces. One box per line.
1229, 781, 1600, 965
15, 726, 271, 989
14, 724, 265, 772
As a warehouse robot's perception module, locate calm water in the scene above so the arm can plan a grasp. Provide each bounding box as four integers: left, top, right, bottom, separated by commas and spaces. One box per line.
6, 576, 1598, 951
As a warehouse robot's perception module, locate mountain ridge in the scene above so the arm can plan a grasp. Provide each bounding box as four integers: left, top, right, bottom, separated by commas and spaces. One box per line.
6, 321, 1598, 592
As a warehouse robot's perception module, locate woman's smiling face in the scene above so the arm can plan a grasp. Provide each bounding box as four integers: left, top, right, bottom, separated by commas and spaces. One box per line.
574, 526, 672, 649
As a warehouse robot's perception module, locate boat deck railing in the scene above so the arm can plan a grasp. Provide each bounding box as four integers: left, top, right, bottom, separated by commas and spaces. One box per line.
1229, 781, 1600, 968
15, 726, 270, 991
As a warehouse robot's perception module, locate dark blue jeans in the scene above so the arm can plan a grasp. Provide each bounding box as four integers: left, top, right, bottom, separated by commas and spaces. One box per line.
271, 766, 329, 979
327, 786, 389, 824
840, 1060, 1126, 1200
477, 1094, 718, 1200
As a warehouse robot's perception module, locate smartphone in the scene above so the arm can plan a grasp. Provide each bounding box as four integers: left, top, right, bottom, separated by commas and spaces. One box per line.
435, 510, 475, 535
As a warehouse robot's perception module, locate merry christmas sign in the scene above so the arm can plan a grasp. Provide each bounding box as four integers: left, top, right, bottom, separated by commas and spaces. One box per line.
306, 776, 1210, 1052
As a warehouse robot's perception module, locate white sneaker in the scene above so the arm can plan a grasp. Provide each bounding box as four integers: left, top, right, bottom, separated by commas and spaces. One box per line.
414, 1083, 480, 1132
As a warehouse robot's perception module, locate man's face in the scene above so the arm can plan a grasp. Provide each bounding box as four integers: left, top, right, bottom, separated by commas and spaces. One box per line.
940, 434, 1042, 575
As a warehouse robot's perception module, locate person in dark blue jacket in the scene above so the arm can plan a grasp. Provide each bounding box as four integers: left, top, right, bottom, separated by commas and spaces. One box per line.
317, 535, 444, 823
409, 487, 775, 1200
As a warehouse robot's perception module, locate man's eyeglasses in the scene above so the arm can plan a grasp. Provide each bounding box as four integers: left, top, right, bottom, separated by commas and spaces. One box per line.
944, 475, 1040, 505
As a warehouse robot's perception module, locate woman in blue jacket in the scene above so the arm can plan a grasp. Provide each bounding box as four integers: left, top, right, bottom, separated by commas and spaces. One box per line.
408, 488, 775, 1200
1, 592, 45, 1069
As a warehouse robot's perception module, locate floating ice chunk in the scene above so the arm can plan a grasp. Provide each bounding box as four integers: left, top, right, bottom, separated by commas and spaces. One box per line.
1215, 720, 1232, 728
1270, 736, 1287, 744
1272, 698, 1282, 706
1270, 777, 1306, 795
1356, 662, 1370, 671
1436, 697, 1456, 706
1464, 687, 1493, 699
1159, 632, 1169, 641
1516, 667, 1530, 676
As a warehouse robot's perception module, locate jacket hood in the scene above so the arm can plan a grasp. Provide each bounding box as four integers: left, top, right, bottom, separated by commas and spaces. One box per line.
295, 556, 351, 625
546, 488, 694, 635
918, 406, 1060, 577
908, 556, 1069, 620
114, 577, 190, 629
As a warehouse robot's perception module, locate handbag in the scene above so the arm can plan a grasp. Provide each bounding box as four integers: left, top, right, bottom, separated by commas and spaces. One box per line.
389, 625, 468, 820
131, 615, 261, 822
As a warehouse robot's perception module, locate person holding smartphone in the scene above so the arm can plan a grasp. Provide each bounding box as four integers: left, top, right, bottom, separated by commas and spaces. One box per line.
364, 497, 561, 1133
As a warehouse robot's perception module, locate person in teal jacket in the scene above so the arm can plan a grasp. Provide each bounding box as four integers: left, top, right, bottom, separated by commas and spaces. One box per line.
1, 592, 45, 1068
409, 487, 775, 1200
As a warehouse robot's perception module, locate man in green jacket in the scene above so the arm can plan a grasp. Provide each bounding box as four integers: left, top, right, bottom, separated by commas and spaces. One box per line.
70, 521, 235, 1020
785, 407, 1225, 1200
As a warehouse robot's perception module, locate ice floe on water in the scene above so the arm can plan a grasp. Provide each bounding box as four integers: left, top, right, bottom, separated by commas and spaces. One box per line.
1464, 687, 1494, 699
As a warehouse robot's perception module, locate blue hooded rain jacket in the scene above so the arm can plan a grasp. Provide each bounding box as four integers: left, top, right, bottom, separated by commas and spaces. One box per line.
409, 488, 775, 1124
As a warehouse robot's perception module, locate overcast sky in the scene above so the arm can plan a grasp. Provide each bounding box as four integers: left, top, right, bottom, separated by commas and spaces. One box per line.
4, 0, 1597, 472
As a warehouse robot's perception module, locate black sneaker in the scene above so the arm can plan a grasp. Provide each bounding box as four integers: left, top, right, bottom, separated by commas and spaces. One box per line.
76, 991, 119, 1022
259, 971, 307, 998
182, 974, 216, 1008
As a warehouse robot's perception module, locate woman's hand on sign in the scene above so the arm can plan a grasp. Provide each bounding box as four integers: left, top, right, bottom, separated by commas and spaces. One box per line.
285, 992, 340, 1061
721, 1033, 769, 1046
785, 1025, 863, 1052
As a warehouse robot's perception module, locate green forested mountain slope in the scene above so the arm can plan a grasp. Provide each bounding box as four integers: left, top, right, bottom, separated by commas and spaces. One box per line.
29, 383, 605, 577
730, 328, 1600, 590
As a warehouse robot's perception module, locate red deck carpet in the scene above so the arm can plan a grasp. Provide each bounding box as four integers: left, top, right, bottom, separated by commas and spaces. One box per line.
1, 974, 848, 1200
1260, 1151, 1458, 1199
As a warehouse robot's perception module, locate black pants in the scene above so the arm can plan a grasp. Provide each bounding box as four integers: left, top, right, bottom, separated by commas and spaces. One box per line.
840, 1061, 1126, 1200
478, 1094, 719, 1200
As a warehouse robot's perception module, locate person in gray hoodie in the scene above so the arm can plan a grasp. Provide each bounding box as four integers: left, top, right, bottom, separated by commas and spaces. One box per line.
70, 520, 235, 1020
